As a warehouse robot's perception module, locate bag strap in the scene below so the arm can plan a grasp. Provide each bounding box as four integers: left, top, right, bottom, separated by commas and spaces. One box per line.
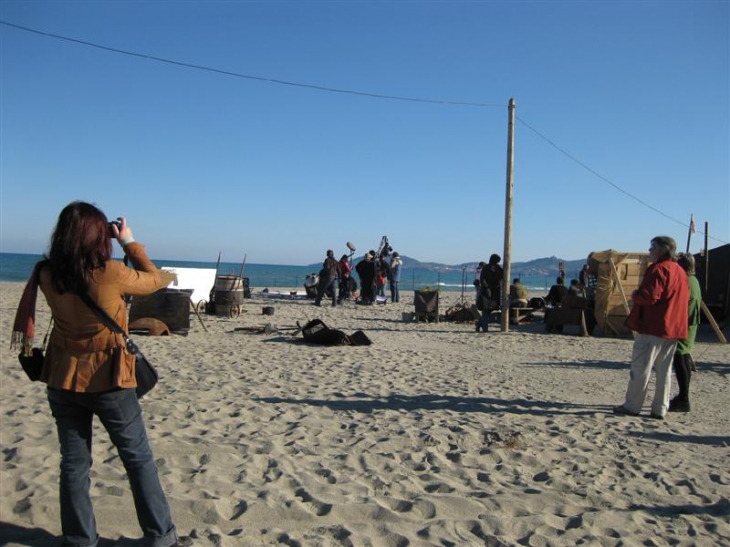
77, 292, 140, 354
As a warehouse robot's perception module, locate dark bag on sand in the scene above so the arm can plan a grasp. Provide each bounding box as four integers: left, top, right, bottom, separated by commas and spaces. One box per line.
78, 293, 159, 399
18, 347, 45, 381
300, 319, 372, 346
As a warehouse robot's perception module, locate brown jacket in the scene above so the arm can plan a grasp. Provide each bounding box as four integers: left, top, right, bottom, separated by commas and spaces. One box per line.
39, 242, 167, 392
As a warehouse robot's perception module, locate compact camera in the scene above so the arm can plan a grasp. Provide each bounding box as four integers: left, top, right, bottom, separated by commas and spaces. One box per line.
109, 220, 122, 230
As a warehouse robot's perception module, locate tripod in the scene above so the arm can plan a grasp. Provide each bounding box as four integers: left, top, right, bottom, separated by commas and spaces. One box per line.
454, 266, 470, 306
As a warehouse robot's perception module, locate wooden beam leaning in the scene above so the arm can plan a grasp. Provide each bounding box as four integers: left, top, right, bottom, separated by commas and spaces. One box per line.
700, 300, 727, 344
609, 258, 631, 315
190, 298, 209, 333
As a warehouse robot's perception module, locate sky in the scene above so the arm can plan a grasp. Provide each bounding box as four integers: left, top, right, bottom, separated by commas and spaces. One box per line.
1, 1, 728, 266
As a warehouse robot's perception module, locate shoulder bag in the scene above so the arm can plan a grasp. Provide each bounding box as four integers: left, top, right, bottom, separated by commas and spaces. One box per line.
17, 319, 51, 381
78, 292, 159, 399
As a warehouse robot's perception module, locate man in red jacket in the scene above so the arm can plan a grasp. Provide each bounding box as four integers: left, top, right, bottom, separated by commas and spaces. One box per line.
614, 235, 689, 420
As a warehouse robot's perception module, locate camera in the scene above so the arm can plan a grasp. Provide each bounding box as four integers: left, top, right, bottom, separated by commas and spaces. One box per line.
376, 236, 392, 260
109, 220, 122, 230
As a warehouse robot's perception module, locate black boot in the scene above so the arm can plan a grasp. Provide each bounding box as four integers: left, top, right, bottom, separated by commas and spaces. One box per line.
669, 397, 691, 412
670, 352, 692, 412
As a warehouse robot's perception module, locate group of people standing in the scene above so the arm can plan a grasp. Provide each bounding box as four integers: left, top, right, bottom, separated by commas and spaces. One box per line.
475, 240, 702, 420
314, 248, 402, 306
10, 201, 707, 547
472, 254, 534, 332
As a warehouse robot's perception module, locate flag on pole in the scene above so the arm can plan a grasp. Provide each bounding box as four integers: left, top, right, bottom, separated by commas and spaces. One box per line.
686, 214, 695, 253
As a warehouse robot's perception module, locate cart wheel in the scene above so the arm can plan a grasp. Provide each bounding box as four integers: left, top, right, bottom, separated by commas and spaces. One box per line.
230, 304, 241, 318
196, 300, 208, 314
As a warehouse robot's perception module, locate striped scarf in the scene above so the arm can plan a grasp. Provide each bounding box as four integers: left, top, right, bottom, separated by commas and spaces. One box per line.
11, 261, 45, 353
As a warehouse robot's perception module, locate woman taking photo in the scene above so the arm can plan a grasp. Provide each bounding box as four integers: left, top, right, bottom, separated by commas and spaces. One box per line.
13, 201, 181, 547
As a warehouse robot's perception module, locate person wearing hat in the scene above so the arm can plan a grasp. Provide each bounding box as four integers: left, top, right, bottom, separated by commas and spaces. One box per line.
314, 250, 338, 307
389, 252, 402, 303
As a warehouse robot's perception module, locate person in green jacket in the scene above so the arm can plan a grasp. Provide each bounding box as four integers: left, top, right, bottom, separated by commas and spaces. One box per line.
669, 252, 702, 412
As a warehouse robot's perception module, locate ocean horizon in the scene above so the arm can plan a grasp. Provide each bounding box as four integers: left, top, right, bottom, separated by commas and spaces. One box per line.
0, 252, 554, 293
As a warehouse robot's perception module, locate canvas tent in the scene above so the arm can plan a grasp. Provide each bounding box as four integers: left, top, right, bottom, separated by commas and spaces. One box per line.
587, 249, 651, 337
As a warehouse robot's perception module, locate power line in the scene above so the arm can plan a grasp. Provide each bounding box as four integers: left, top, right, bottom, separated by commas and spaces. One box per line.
0, 20, 502, 108
2, 20, 725, 244
516, 115, 726, 245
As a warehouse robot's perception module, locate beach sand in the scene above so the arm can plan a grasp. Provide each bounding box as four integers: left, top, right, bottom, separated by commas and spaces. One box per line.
1, 282, 728, 546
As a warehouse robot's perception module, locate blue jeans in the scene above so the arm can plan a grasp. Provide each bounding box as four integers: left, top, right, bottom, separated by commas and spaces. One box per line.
48, 388, 177, 547
389, 281, 400, 303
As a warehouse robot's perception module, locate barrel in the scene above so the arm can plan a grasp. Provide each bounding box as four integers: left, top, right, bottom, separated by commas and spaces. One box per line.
214, 275, 244, 316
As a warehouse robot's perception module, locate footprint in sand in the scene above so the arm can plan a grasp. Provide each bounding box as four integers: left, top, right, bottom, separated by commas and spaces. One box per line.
294, 487, 333, 516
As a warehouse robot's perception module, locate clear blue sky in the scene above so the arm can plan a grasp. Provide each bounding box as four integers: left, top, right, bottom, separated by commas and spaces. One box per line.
1, 1, 728, 266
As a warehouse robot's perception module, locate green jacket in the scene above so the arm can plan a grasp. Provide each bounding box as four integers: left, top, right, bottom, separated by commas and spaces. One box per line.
676, 274, 701, 355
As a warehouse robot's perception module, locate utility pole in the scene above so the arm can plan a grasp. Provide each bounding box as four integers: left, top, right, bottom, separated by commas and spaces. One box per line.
501, 98, 515, 332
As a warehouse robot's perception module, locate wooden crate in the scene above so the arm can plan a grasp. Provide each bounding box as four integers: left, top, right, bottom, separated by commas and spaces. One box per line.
588, 250, 650, 337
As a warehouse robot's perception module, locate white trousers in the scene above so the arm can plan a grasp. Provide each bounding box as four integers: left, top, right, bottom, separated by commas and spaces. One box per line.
622, 333, 677, 416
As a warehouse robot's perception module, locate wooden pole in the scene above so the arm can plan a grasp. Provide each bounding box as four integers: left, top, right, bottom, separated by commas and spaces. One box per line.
209, 251, 222, 312
189, 298, 209, 333
238, 253, 248, 279
704, 222, 710, 293
501, 98, 515, 332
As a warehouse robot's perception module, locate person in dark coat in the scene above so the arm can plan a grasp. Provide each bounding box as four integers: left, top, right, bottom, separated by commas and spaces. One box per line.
545, 277, 567, 307
314, 250, 338, 307
355, 251, 376, 304
476, 254, 503, 332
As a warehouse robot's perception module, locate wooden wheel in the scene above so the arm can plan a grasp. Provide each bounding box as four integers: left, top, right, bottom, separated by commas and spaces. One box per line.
230, 304, 241, 318
196, 300, 208, 314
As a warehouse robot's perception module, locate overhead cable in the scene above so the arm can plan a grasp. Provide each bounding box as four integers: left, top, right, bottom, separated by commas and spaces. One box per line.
2, 19, 725, 243
0, 21, 502, 108
516, 115, 725, 245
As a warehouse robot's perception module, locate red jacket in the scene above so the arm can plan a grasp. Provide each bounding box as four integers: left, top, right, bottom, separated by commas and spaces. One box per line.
625, 257, 689, 339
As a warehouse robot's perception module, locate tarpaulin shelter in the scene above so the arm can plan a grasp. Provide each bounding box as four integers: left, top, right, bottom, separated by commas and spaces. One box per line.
587, 249, 651, 337
694, 244, 730, 323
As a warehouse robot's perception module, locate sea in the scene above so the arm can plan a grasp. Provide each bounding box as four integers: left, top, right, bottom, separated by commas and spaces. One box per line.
0, 252, 552, 294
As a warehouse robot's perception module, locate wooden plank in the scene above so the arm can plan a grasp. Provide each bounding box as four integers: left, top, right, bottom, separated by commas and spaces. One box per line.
701, 300, 728, 344
609, 258, 631, 315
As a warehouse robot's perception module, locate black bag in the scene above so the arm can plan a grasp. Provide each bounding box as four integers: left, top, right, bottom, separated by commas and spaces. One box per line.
302, 319, 350, 345
126, 339, 159, 399
18, 347, 45, 381
17, 317, 52, 382
300, 319, 372, 346
79, 292, 159, 399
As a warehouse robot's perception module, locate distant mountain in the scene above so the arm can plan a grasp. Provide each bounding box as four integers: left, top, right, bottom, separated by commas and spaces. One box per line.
406, 255, 587, 279
309, 255, 588, 278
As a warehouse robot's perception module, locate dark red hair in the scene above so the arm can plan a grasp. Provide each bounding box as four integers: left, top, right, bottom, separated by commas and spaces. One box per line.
47, 201, 113, 294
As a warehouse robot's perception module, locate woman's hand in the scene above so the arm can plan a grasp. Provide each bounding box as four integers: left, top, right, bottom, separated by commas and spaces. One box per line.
111, 217, 135, 244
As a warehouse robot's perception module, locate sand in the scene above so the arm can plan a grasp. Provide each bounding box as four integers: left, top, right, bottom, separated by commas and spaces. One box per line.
1, 281, 729, 546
